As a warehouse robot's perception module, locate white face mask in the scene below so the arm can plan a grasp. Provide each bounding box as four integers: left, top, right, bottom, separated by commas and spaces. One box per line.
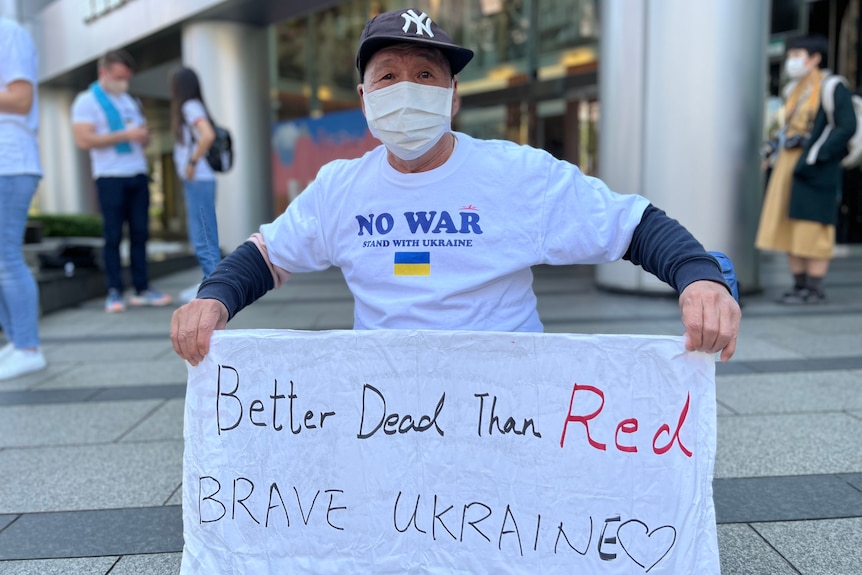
784, 56, 810, 80
363, 81, 453, 161
103, 78, 129, 95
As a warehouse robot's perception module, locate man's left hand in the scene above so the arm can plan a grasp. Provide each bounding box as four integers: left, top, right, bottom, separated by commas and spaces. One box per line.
679, 280, 741, 362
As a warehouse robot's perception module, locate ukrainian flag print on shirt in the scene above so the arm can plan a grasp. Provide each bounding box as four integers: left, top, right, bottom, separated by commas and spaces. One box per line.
394, 252, 430, 276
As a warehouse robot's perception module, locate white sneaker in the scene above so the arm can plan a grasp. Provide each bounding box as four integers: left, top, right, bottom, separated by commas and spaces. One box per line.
180, 283, 201, 303
0, 342, 13, 361
0, 348, 47, 380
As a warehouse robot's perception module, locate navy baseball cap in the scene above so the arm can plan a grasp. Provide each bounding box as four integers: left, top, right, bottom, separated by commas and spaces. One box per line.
356, 8, 474, 78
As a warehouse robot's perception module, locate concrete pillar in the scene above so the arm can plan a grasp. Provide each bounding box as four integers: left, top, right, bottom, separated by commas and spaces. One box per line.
37, 87, 94, 214
181, 21, 272, 252
597, 0, 768, 293
0, 0, 17, 20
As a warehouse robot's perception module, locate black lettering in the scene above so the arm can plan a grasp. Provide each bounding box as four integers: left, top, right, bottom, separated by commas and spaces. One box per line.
432, 495, 456, 541
294, 487, 320, 525
598, 516, 621, 561
498, 505, 523, 556
554, 516, 592, 555
533, 514, 542, 552
324, 489, 346, 531
475, 393, 489, 436
424, 392, 445, 437
460, 502, 492, 543
216, 365, 242, 434
357, 384, 386, 439
384, 413, 400, 435
265, 482, 290, 527
232, 477, 260, 524
249, 400, 265, 427
288, 380, 302, 434
270, 379, 285, 431
320, 410, 335, 427
199, 476, 226, 524
393, 491, 426, 534
304, 410, 316, 429
478, 393, 542, 438
397, 414, 415, 434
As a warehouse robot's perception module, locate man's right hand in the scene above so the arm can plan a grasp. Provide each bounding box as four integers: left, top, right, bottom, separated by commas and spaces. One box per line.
170, 299, 229, 366
73, 122, 149, 150
125, 126, 150, 143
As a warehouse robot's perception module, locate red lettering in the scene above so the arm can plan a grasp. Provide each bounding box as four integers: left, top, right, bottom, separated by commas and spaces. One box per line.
614, 418, 639, 453
559, 384, 606, 450
652, 393, 693, 457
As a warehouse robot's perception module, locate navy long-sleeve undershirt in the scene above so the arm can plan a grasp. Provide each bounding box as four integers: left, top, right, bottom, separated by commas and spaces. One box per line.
623, 204, 726, 293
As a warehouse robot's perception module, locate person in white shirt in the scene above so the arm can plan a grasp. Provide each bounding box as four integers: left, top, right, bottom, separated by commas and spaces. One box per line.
169, 66, 220, 303
170, 7, 741, 366
0, 17, 47, 379
71, 49, 171, 313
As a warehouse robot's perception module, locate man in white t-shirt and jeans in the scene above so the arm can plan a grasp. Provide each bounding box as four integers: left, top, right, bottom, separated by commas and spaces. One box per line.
72, 49, 171, 312
171, 8, 741, 365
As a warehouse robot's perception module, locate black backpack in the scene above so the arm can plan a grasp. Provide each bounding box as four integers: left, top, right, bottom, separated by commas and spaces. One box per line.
204, 123, 234, 173
191, 119, 234, 173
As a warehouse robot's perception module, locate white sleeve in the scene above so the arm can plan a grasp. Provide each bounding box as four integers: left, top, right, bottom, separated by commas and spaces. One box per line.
182, 100, 208, 126
0, 25, 35, 85
259, 175, 332, 273
539, 160, 650, 265
71, 92, 98, 125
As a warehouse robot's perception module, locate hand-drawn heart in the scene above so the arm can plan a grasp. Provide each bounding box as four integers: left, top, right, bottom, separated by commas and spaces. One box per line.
617, 520, 677, 572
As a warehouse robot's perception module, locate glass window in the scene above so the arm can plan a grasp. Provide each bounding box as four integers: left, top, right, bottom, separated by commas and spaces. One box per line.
536, 0, 599, 54
273, 0, 375, 121
456, 105, 508, 141
271, 0, 601, 163
771, 0, 801, 35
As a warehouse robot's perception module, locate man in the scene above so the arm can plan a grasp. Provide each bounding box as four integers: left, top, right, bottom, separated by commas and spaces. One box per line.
756, 35, 857, 304
72, 49, 171, 312
171, 8, 740, 364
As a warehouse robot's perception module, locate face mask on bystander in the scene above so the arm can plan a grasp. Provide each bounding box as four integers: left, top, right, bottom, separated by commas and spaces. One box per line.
104, 79, 129, 94
784, 56, 811, 80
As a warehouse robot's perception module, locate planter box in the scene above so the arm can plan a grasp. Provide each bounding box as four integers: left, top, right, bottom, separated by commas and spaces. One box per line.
24, 221, 43, 244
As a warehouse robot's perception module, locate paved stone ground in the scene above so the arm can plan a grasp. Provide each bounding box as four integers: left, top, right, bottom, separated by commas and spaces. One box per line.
0, 248, 860, 574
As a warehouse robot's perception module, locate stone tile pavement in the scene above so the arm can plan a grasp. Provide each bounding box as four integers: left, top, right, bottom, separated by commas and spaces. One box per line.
0, 247, 860, 574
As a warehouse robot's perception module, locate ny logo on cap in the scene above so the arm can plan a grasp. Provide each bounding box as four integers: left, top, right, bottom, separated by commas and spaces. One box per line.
400, 9, 435, 37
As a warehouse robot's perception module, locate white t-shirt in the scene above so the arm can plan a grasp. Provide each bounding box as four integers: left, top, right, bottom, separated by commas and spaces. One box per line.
71, 87, 148, 178
260, 133, 650, 332
172, 99, 215, 181
0, 18, 41, 176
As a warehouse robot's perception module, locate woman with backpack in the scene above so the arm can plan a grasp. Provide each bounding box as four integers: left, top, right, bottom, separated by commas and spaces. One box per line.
170, 66, 222, 303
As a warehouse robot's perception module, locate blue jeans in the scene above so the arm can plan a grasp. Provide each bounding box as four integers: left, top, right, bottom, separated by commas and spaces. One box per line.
0, 175, 41, 348
96, 175, 150, 293
183, 179, 220, 279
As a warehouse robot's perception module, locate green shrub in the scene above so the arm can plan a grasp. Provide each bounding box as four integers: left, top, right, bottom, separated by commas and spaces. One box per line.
29, 214, 103, 238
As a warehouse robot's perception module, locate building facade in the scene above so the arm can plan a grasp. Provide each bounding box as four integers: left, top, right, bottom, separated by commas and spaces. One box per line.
5, 0, 861, 263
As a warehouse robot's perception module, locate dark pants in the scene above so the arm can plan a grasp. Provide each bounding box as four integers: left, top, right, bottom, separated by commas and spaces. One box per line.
96, 175, 150, 293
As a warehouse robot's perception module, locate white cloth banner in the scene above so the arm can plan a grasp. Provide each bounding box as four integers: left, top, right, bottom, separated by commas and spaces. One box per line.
182, 329, 719, 574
